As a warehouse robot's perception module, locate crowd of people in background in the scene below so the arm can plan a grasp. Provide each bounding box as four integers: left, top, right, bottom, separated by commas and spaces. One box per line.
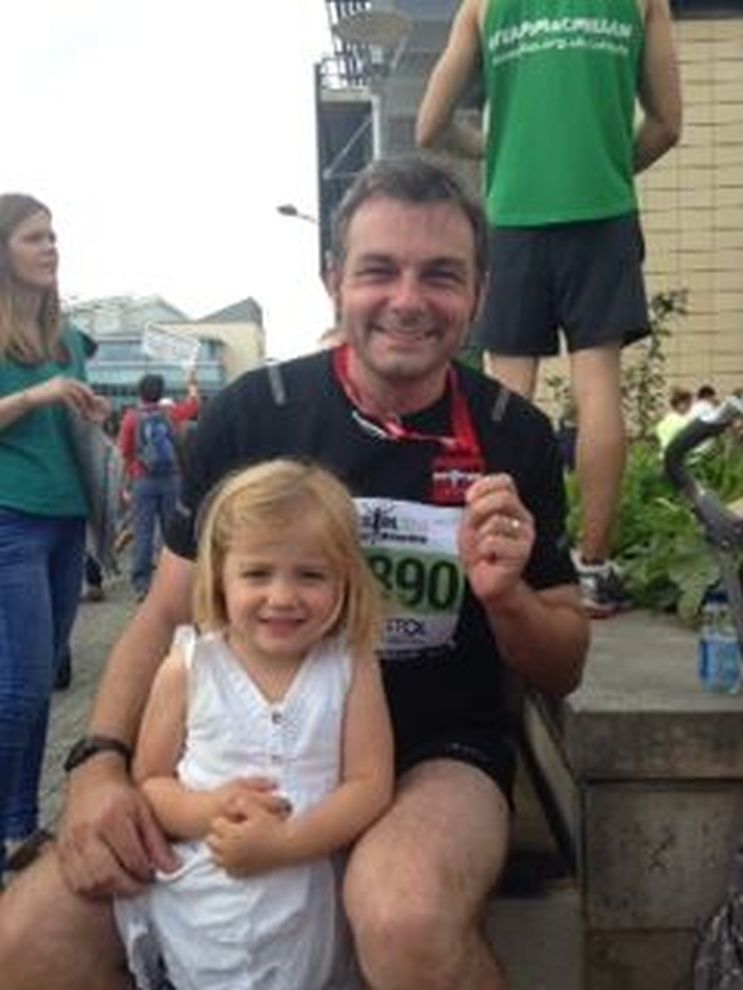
117, 370, 200, 601
55, 374, 202, 690
656, 384, 720, 452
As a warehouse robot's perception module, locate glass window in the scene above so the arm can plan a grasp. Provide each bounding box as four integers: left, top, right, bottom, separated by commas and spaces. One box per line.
93, 341, 141, 361
672, 0, 743, 15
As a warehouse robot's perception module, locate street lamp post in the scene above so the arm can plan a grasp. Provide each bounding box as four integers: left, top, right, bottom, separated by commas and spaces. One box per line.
276, 203, 329, 278
276, 203, 318, 225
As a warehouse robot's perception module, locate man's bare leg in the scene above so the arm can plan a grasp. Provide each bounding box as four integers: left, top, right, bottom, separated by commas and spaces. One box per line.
0, 848, 132, 990
482, 353, 539, 401
570, 343, 625, 563
344, 759, 511, 990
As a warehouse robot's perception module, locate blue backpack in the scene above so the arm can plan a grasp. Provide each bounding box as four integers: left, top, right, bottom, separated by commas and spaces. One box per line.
136, 408, 179, 476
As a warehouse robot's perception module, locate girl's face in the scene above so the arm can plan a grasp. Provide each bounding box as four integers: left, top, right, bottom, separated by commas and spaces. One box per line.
7, 209, 58, 291
220, 523, 344, 665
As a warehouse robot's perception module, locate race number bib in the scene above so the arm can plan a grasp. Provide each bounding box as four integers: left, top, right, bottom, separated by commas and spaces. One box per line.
356, 498, 465, 659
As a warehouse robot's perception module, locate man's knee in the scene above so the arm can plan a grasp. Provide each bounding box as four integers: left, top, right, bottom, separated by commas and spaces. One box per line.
570, 345, 623, 409
345, 880, 468, 989
0, 854, 128, 990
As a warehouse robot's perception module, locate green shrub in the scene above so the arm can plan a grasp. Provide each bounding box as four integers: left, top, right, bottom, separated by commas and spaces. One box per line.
621, 289, 687, 440
565, 435, 743, 622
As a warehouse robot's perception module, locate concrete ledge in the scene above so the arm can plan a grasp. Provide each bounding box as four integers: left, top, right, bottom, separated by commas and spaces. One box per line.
522, 610, 743, 989
560, 611, 743, 779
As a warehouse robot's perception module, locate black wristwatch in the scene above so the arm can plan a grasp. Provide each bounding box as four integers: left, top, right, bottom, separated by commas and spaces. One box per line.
63, 735, 133, 774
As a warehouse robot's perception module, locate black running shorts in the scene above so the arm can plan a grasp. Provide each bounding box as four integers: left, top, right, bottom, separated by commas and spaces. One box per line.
474, 213, 649, 356
396, 727, 517, 808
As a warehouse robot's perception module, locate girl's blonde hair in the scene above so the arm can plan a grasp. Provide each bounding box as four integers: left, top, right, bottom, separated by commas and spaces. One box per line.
0, 193, 61, 364
193, 459, 383, 658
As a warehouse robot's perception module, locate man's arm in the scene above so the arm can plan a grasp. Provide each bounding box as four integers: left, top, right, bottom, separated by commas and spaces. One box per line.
88, 549, 194, 742
57, 549, 194, 896
460, 475, 589, 697
482, 581, 588, 696
634, 0, 682, 173
415, 0, 485, 158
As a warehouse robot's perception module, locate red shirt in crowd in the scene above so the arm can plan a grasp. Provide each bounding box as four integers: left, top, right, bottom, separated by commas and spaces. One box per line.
118, 396, 200, 480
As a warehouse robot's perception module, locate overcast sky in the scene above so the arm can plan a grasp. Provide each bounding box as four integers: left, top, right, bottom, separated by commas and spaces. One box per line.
3, 0, 336, 359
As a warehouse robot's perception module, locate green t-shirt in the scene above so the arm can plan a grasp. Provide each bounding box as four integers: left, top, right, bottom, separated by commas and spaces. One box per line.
0, 325, 89, 518
482, 0, 643, 225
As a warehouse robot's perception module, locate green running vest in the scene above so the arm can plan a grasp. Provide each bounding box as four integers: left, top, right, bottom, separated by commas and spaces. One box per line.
481, 0, 643, 225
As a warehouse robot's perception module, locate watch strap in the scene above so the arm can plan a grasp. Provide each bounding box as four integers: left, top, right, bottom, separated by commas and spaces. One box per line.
63, 734, 133, 773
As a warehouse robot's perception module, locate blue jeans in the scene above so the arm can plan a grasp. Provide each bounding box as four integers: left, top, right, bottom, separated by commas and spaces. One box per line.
131, 475, 179, 596
0, 509, 85, 867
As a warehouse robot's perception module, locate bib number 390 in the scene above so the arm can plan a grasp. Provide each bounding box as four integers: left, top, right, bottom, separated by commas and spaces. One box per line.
366, 552, 462, 612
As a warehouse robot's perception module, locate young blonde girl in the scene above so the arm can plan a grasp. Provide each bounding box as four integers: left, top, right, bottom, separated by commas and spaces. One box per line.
115, 459, 393, 990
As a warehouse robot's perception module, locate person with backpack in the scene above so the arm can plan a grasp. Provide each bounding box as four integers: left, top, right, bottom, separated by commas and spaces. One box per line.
118, 371, 199, 600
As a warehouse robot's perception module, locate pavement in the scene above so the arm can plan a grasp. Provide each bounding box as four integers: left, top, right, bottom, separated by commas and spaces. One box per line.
41, 567, 138, 828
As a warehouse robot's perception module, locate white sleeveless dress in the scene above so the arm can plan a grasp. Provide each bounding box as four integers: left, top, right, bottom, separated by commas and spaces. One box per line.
115, 627, 358, 990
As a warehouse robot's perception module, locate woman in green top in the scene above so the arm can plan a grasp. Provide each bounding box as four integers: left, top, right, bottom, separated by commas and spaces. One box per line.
0, 194, 107, 879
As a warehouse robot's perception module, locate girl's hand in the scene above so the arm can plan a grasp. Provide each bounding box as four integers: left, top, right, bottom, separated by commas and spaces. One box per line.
458, 473, 535, 605
27, 376, 109, 421
209, 777, 292, 824
206, 808, 291, 876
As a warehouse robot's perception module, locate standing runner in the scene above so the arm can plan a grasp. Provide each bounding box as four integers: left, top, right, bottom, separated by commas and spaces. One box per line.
417, 0, 682, 615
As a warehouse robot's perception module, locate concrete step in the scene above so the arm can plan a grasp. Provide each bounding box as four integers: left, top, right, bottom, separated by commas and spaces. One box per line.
488, 882, 583, 990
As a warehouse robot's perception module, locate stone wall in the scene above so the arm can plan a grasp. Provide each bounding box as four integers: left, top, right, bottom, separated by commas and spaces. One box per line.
638, 16, 743, 396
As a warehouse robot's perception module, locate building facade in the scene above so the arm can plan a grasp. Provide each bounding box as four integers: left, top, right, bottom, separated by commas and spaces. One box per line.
66, 294, 265, 408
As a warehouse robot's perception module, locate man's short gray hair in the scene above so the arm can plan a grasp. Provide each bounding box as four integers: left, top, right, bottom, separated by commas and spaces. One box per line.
330, 155, 488, 283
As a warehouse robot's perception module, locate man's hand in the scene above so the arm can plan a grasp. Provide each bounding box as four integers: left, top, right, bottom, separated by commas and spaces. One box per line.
57, 759, 179, 898
206, 808, 292, 877
459, 473, 535, 604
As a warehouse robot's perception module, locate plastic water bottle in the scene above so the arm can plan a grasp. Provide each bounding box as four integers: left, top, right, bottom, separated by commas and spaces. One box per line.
698, 585, 742, 694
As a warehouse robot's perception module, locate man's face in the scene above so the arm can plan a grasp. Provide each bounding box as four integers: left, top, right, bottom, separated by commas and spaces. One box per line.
332, 196, 481, 397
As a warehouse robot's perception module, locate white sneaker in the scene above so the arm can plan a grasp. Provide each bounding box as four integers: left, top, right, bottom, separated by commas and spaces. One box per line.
574, 556, 633, 618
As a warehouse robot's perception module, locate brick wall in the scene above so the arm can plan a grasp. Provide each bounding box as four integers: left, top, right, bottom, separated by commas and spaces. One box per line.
638, 16, 743, 396
536, 15, 743, 409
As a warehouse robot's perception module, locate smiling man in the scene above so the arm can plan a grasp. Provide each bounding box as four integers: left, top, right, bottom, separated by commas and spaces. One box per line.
0, 157, 589, 990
